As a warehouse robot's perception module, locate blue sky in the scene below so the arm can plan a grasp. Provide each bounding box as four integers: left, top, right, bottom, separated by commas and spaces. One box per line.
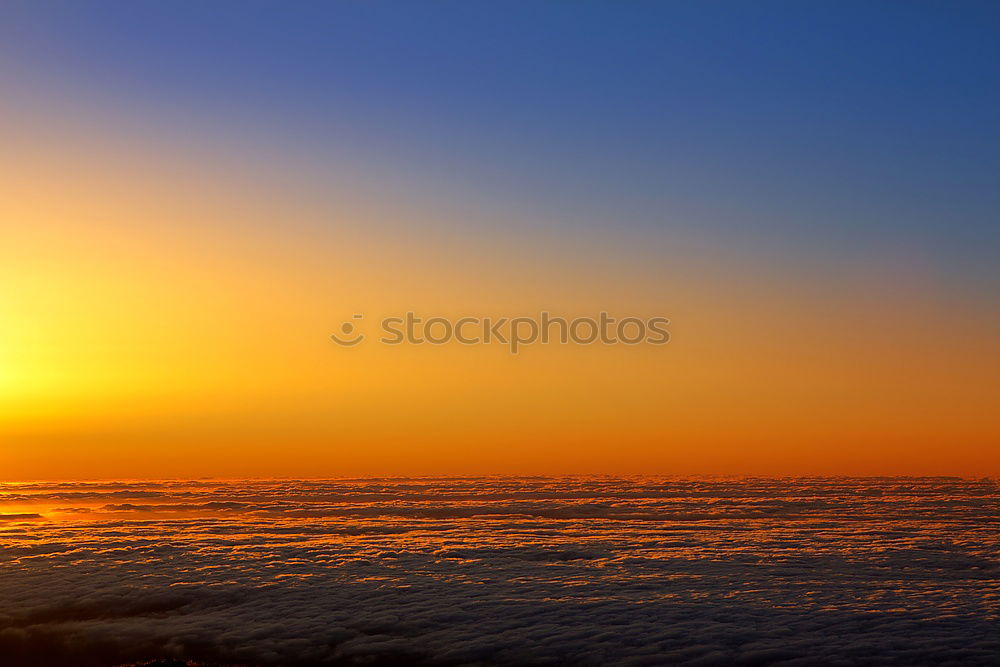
3, 1, 999, 285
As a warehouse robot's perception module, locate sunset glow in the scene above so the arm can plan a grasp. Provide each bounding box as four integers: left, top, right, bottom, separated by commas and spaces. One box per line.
2, 3, 999, 666
3, 85, 998, 478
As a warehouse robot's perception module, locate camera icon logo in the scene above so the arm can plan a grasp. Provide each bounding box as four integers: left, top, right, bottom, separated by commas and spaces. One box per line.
330, 314, 365, 346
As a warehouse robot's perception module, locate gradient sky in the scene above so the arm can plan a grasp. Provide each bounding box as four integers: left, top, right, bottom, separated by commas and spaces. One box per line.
2, 2, 999, 478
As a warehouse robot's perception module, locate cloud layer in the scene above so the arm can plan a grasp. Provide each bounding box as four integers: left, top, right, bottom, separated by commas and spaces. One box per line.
1, 477, 998, 665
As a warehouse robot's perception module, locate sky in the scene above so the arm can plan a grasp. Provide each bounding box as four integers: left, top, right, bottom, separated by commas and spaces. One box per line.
1, 2, 999, 478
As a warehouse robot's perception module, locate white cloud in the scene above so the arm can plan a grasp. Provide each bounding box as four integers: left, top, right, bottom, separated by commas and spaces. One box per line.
0, 478, 997, 665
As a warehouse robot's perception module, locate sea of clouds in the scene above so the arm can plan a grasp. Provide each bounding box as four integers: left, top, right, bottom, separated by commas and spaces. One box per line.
0, 477, 998, 666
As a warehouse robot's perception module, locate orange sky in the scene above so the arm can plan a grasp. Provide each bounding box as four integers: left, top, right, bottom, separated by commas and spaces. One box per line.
2, 96, 999, 479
